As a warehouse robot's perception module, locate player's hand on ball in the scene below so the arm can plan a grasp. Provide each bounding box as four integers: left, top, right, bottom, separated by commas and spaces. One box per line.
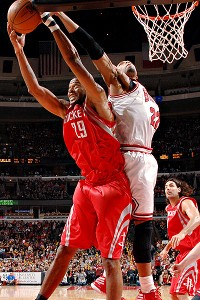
7, 23, 26, 53
7, 0, 42, 34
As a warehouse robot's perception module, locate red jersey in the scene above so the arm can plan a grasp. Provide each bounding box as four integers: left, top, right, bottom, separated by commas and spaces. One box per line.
63, 102, 125, 184
166, 196, 200, 252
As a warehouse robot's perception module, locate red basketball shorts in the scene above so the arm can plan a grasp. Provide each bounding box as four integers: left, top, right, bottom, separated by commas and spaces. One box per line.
60, 173, 132, 259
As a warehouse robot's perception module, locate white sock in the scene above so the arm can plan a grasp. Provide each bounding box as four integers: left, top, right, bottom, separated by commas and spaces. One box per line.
139, 275, 155, 293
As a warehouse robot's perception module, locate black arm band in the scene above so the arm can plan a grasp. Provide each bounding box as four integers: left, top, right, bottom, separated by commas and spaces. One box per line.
35, 294, 47, 300
70, 27, 104, 60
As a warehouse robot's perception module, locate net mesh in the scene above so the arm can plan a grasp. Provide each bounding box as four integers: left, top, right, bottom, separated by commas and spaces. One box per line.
132, 2, 198, 64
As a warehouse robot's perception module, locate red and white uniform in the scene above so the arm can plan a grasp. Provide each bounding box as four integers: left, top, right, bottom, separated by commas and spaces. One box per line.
61, 102, 132, 259
109, 82, 160, 220
166, 196, 200, 296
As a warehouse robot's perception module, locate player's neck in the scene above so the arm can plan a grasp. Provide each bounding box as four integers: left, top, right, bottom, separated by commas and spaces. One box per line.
169, 196, 180, 206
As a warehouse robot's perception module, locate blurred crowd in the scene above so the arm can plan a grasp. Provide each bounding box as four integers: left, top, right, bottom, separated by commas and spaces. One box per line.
0, 220, 174, 286
0, 115, 200, 177
153, 116, 200, 160
0, 172, 199, 202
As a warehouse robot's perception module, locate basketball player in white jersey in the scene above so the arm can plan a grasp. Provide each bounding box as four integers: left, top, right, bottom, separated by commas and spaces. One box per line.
53, 12, 161, 300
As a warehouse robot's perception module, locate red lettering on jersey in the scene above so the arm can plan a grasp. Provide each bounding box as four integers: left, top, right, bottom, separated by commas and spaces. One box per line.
65, 109, 84, 122
168, 211, 176, 217
143, 88, 155, 103
150, 107, 160, 130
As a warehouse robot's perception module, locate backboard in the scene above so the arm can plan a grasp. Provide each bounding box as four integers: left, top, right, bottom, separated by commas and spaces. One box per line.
33, 0, 195, 11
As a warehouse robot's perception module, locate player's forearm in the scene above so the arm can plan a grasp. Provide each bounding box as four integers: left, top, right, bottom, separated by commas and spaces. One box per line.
164, 241, 172, 252
15, 49, 40, 95
16, 46, 63, 117
186, 215, 200, 234
56, 12, 78, 33
41, 14, 80, 65
56, 13, 117, 88
180, 215, 200, 236
178, 242, 200, 269
116, 72, 133, 91
52, 29, 81, 68
51, 29, 107, 104
56, 12, 99, 54
69, 26, 104, 61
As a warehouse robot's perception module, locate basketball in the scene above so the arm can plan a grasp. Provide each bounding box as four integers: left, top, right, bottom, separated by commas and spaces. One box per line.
7, 0, 42, 34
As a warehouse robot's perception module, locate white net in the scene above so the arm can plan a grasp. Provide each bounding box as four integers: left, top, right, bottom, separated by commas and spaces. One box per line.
132, 2, 198, 64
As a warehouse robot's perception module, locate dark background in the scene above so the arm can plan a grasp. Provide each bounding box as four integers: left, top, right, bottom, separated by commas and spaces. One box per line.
1, 0, 200, 58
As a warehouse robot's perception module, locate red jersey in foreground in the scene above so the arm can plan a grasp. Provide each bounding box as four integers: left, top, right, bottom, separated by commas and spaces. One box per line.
63, 102, 125, 184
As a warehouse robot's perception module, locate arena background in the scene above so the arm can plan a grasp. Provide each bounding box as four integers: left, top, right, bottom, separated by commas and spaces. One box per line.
0, 0, 200, 298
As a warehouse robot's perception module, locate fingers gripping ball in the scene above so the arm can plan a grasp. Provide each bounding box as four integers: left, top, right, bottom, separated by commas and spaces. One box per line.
7, 0, 42, 34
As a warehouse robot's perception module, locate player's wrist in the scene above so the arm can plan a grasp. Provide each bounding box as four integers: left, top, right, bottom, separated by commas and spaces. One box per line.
56, 12, 63, 17
41, 12, 60, 32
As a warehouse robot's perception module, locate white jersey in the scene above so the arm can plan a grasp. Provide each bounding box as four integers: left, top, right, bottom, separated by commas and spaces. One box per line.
109, 81, 160, 220
109, 81, 160, 153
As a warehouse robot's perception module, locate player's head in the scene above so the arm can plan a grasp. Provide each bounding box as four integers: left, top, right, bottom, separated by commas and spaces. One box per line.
117, 61, 138, 80
165, 177, 193, 201
68, 78, 86, 105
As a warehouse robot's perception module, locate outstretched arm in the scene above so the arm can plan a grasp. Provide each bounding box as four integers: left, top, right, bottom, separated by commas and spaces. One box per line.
54, 12, 130, 93
7, 23, 67, 118
170, 241, 200, 276
41, 13, 114, 122
159, 241, 172, 260
187, 215, 200, 233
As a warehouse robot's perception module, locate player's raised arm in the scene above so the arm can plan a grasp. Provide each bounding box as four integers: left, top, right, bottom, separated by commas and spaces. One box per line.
40, 13, 114, 122
7, 23, 67, 118
53, 12, 130, 93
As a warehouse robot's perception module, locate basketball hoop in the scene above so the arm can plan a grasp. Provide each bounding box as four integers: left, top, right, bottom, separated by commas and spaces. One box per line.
132, 1, 199, 64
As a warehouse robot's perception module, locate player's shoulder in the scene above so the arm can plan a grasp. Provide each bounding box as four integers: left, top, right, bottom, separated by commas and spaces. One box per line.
180, 196, 196, 202
180, 196, 197, 207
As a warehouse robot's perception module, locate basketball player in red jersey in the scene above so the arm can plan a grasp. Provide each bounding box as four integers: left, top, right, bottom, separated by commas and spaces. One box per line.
7, 17, 132, 300
160, 178, 200, 300
51, 12, 161, 300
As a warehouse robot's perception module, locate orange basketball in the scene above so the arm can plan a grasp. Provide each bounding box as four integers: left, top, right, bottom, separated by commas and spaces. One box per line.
7, 0, 42, 34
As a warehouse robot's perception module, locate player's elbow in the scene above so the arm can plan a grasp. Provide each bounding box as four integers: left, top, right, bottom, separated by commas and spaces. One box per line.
68, 52, 81, 67
95, 84, 105, 99
195, 215, 200, 226
28, 87, 38, 98
27, 84, 43, 99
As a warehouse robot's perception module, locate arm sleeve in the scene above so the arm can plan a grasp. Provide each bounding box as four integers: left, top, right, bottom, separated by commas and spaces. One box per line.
70, 27, 104, 60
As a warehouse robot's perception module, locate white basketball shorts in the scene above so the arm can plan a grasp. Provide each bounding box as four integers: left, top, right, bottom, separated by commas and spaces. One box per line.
123, 151, 158, 221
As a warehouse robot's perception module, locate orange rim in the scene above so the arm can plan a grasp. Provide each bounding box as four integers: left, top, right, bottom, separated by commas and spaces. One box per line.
132, 1, 199, 21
